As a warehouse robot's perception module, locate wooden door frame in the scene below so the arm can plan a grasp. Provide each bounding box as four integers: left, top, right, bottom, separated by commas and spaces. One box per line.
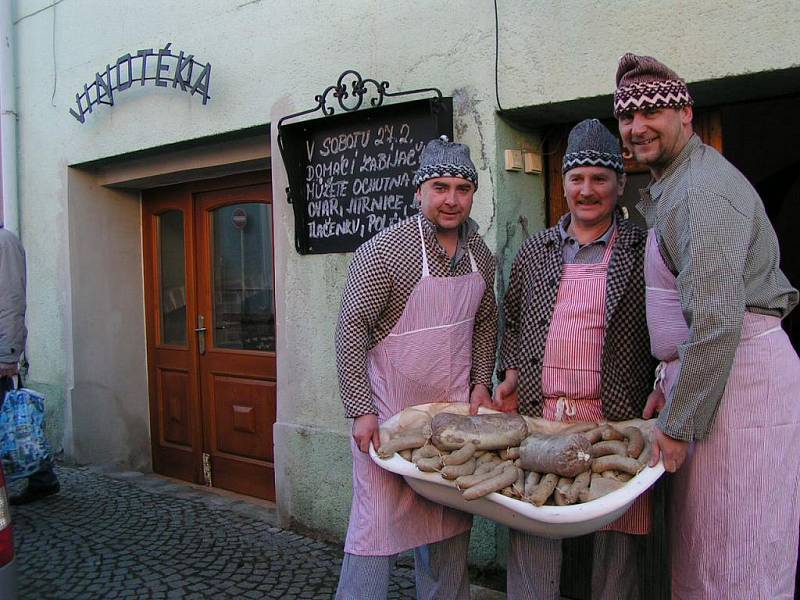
142, 170, 273, 489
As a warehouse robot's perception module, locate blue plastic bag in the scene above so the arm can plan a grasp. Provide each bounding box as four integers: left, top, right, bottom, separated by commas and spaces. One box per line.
0, 386, 52, 482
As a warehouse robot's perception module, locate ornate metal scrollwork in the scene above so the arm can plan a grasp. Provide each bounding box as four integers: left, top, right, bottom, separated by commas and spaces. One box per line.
277, 70, 444, 203
316, 69, 388, 115
279, 69, 442, 128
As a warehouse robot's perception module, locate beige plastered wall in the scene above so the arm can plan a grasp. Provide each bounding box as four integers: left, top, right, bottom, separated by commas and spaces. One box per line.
11, 0, 800, 555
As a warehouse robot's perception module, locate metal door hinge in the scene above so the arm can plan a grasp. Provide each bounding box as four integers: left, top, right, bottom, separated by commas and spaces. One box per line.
202, 452, 212, 487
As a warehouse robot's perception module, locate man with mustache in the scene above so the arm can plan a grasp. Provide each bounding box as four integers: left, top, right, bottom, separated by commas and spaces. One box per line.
614, 53, 800, 597
495, 119, 656, 599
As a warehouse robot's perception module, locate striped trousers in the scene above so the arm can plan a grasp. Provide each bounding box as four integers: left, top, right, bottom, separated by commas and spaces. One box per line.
507, 529, 640, 600
335, 530, 471, 600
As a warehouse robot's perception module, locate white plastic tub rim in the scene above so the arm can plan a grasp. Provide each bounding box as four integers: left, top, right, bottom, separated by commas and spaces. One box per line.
369, 402, 665, 539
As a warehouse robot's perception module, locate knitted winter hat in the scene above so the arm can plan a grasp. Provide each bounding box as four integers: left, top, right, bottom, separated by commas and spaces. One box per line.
562, 119, 624, 174
413, 135, 478, 189
613, 53, 693, 116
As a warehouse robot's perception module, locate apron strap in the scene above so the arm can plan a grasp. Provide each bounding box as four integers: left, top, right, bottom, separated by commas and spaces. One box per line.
417, 215, 431, 278
467, 245, 478, 273
417, 214, 478, 275
601, 229, 618, 263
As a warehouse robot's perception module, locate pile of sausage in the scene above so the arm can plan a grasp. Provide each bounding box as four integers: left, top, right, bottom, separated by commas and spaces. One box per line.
378, 412, 647, 506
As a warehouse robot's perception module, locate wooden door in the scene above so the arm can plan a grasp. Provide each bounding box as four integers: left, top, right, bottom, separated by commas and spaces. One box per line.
143, 173, 276, 500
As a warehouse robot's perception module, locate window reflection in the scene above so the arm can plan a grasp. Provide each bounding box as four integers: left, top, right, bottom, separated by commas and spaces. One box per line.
212, 203, 275, 352
159, 210, 187, 345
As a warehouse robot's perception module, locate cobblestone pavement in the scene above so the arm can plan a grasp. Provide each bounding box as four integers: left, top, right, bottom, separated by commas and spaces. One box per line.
9, 466, 506, 600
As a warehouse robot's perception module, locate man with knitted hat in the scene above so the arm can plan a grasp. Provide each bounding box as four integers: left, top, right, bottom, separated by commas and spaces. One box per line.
495, 119, 655, 599
334, 135, 497, 599
614, 53, 800, 597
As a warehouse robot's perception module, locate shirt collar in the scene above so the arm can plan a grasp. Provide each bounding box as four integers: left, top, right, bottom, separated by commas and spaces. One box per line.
557, 213, 617, 247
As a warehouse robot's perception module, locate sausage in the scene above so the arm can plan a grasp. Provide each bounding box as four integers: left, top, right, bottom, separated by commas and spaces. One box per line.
622, 426, 645, 459
583, 427, 605, 444
553, 476, 575, 506
430, 413, 529, 451
411, 444, 440, 463
601, 426, 626, 442
591, 440, 628, 458
441, 458, 477, 480
519, 432, 593, 477
523, 471, 541, 497
591, 455, 644, 476
462, 465, 520, 501
377, 431, 430, 458
568, 471, 591, 504
415, 456, 442, 472
455, 460, 512, 489
442, 442, 478, 466
499, 446, 521, 460
528, 473, 559, 506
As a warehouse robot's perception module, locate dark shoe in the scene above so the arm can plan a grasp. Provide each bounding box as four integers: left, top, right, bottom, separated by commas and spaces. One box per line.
9, 482, 60, 506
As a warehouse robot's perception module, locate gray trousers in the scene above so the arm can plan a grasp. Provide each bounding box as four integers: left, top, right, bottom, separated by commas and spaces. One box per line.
335, 530, 471, 600
507, 529, 640, 600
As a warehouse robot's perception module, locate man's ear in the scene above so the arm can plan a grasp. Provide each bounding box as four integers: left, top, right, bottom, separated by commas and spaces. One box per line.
617, 172, 627, 198
680, 105, 693, 127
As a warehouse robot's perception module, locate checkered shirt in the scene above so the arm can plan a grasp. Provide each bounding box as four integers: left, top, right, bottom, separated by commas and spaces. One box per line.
498, 215, 656, 420
335, 215, 498, 418
637, 134, 799, 441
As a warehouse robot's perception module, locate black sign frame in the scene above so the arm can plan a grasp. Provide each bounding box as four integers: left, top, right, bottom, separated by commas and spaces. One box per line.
277, 70, 453, 255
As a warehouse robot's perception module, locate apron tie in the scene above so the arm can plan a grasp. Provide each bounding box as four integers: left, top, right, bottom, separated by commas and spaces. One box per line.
653, 362, 666, 391
554, 396, 577, 421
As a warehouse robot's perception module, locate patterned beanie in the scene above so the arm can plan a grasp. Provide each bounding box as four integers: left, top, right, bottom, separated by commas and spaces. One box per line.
413, 135, 478, 189
613, 53, 693, 117
562, 119, 624, 174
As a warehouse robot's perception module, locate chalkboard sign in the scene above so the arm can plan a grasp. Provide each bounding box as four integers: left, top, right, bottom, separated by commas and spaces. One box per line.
280, 97, 453, 254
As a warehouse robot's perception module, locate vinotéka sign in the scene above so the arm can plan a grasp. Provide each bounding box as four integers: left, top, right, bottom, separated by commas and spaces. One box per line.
69, 43, 211, 123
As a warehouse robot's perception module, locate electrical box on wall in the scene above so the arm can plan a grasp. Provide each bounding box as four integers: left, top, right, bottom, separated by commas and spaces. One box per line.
504, 149, 523, 171
523, 151, 543, 174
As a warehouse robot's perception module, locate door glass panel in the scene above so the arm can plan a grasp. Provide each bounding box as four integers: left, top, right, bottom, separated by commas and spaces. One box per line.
211, 202, 275, 351
158, 210, 187, 345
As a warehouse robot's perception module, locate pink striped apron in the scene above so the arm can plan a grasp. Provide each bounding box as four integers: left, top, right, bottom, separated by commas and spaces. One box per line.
541, 231, 652, 535
344, 215, 485, 556
645, 228, 800, 598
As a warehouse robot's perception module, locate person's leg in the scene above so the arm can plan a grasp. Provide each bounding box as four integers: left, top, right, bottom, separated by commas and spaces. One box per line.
414, 530, 471, 600
506, 528, 562, 600
335, 553, 397, 600
591, 531, 640, 600
0, 375, 12, 396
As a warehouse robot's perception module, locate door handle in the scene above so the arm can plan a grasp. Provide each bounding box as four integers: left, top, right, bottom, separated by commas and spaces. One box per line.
195, 315, 207, 355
